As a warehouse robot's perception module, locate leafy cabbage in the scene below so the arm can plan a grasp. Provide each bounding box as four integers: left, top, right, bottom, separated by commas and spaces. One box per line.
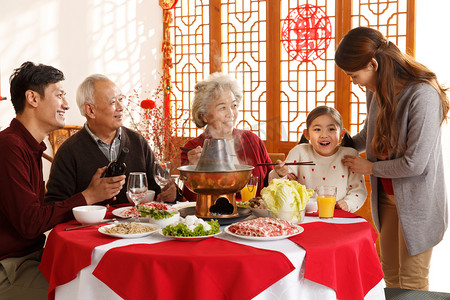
261, 179, 314, 222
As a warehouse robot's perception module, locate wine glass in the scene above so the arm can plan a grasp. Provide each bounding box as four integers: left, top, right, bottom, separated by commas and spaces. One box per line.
154, 161, 171, 190
127, 172, 148, 221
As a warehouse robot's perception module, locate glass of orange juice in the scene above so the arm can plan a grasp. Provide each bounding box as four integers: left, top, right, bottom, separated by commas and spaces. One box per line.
241, 176, 258, 202
316, 186, 337, 219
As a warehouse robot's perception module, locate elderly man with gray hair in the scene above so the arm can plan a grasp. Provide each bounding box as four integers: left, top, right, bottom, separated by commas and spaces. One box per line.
46, 74, 181, 205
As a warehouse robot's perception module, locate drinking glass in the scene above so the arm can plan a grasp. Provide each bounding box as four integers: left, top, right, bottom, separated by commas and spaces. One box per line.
127, 172, 148, 221
171, 174, 184, 192
240, 176, 258, 202
316, 185, 337, 219
154, 161, 171, 190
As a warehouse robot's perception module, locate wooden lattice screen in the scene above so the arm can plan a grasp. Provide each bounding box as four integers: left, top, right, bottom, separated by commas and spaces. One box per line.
168, 0, 415, 155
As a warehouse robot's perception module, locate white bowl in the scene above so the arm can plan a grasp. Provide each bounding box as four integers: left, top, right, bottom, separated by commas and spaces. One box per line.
147, 212, 180, 228
72, 205, 107, 225
141, 190, 156, 203
126, 190, 156, 204
251, 208, 273, 218
305, 201, 318, 213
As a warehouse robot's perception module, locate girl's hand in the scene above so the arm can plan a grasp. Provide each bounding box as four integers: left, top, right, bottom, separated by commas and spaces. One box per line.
336, 199, 349, 212
187, 146, 202, 165
274, 160, 289, 177
342, 155, 373, 175
286, 173, 298, 181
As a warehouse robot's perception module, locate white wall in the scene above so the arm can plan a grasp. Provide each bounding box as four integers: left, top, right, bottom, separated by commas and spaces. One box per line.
0, 0, 449, 292
416, 0, 450, 292
0, 0, 163, 178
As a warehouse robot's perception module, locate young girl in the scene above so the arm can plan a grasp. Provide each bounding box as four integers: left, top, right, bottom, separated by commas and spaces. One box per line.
269, 106, 366, 213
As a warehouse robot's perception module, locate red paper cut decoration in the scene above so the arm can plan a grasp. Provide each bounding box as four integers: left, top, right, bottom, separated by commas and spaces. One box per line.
281, 4, 332, 63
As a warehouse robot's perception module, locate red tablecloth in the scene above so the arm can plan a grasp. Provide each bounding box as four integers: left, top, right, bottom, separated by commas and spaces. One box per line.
92, 238, 295, 300
305, 208, 360, 218
289, 221, 383, 300
39, 221, 119, 300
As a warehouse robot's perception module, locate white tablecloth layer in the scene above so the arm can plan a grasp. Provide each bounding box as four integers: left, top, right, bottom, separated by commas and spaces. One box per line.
55, 216, 385, 300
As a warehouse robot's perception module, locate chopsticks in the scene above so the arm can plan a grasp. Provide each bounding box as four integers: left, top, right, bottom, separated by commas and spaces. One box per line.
256, 161, 315, 166
180, 145, 315, 167
65, 219, 117, 231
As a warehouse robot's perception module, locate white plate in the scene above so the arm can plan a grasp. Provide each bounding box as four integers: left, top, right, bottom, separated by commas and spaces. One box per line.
224, 225, 304, 241
98, 223, 159, 239
112, 207, 134, 218
172, 202, 196, 210
112, 207, 179, 226
149, 213, 180, 228
158, 229, 222, 241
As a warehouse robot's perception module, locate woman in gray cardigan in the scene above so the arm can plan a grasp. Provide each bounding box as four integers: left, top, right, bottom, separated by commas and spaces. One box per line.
335, 27, 449, 290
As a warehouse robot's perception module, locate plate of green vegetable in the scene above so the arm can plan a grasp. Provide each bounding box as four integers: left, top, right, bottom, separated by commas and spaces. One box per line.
160, 216, 221, 241
159, 229, 222, 241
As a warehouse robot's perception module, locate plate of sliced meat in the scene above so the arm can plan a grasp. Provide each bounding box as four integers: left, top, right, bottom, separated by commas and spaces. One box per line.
224, 217, 304, 241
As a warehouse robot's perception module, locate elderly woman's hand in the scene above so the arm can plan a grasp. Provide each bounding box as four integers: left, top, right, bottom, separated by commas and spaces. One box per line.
187, 146, 202, 165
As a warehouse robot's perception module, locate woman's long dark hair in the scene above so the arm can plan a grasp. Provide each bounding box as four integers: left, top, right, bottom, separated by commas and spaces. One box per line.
299, 106, 353, 148
335, 26, 449, 157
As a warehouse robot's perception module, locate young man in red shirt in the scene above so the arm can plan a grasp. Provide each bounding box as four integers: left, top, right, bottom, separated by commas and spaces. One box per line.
0, 62, 126, 299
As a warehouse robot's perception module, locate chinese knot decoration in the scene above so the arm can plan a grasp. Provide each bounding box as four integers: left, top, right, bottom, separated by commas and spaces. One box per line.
281, 4, 332, 63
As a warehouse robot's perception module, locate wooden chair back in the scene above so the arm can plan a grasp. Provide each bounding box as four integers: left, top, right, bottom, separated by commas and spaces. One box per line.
268, 152, 285, 163
47, 125, 83, 157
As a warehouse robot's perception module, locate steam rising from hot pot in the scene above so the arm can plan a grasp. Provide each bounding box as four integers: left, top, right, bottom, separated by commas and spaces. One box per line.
178, 139, 254, 218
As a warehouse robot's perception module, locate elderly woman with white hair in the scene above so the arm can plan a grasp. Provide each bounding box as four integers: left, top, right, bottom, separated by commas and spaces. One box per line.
181, 73, 273, 201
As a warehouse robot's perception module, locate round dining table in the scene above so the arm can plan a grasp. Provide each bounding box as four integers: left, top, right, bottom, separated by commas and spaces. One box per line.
39, 208, 386, 300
